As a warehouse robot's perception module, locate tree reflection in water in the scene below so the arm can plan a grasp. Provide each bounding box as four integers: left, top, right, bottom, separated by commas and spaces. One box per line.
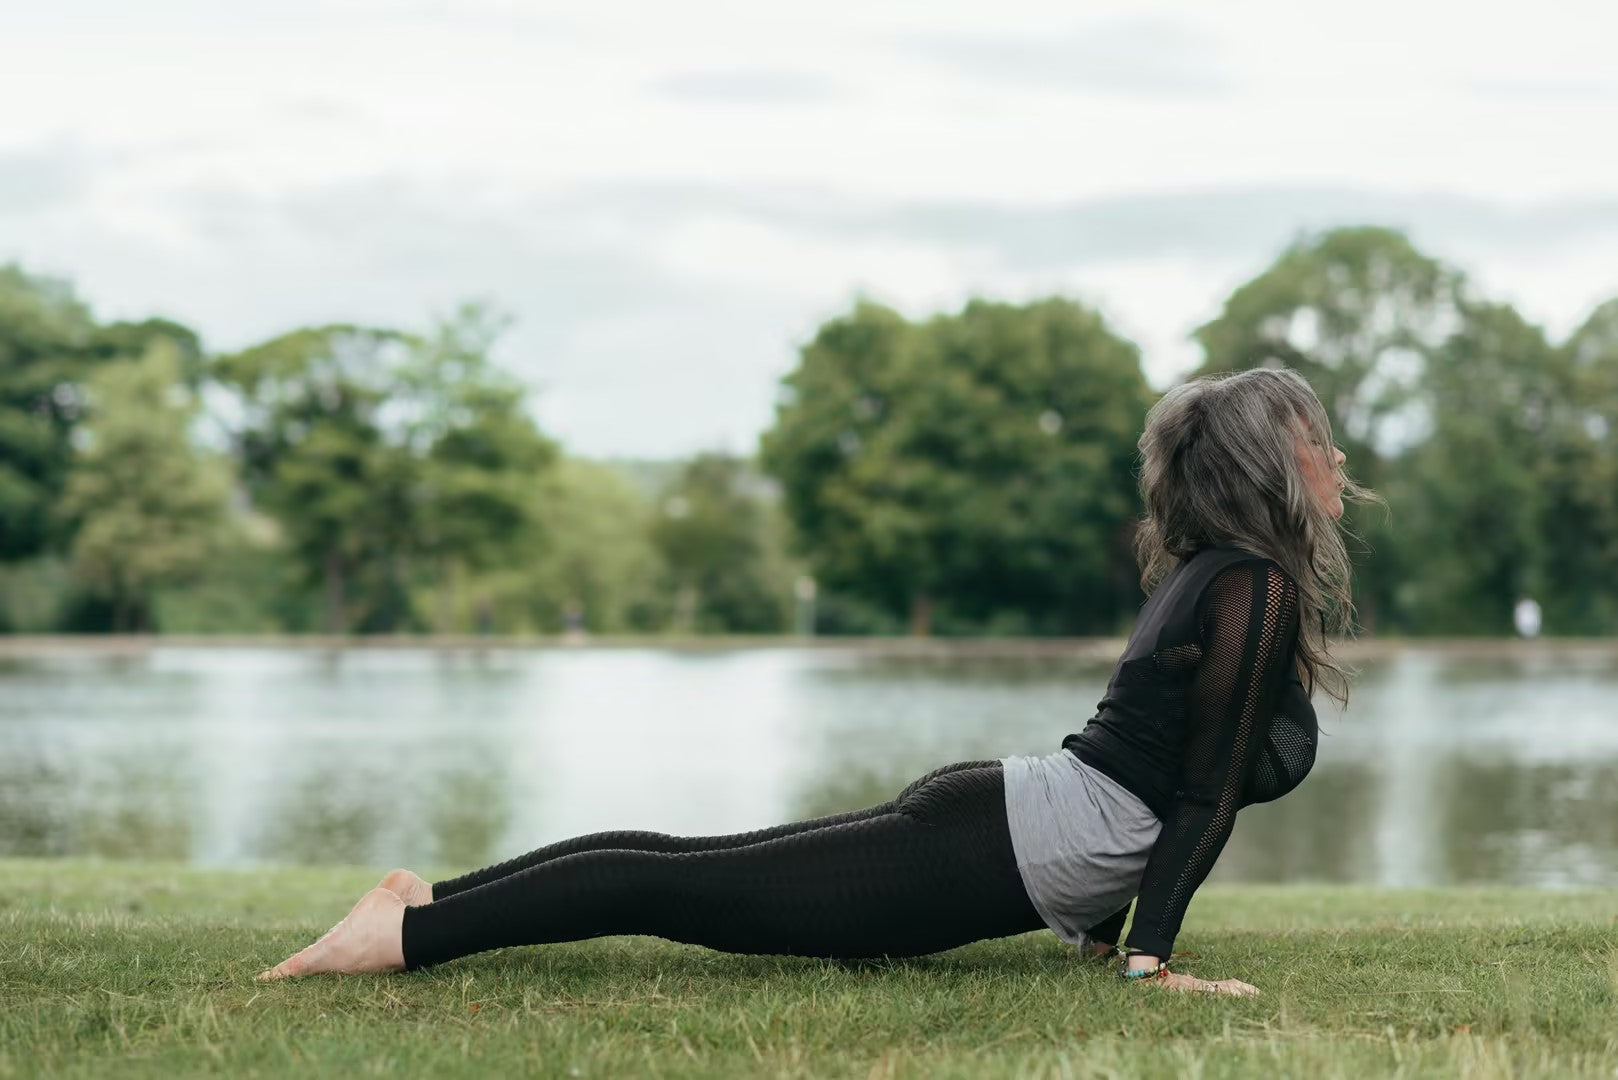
1, 645, 1617, 887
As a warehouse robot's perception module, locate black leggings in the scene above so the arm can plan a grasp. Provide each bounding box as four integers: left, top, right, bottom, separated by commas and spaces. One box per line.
401, 759, 1046, 969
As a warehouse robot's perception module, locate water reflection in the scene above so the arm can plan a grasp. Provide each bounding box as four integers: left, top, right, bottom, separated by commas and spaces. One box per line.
1211, 762, 1382, 883
0, 743, 193, 859
1436, 759, 1618, 886
256, 767, 389, 865
0, 644, 1616, 888
425, 769, 513, 867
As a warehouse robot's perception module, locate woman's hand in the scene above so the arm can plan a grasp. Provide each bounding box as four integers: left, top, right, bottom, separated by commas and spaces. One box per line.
1083, 940, 1117, 960
1110, 950, 1259, 995
1151, 970, 1260, 997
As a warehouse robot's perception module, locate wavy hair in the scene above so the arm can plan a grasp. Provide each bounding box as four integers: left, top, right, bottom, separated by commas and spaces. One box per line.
1131, 366, 1384, 708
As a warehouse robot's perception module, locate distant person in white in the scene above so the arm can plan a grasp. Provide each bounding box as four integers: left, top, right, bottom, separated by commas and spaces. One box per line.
1513, 597, 1542, 638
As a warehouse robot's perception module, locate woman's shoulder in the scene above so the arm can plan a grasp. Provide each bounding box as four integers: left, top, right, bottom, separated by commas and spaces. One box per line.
1148, 545, 1297, 630
1184, 541, 1279, 574
1185, 545, 1299, 610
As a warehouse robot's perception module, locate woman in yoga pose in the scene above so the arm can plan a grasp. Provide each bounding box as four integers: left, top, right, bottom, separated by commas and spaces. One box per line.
260, 365, 1370, 996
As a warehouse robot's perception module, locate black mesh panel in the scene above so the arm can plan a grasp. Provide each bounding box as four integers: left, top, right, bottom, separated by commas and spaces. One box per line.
1122, 560, 1301, 959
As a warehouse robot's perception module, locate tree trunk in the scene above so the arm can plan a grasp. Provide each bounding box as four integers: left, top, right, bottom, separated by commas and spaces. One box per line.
909, 591, 933, 638
324, 548, 347, 634
675, 585, 698, 634
437, 555, 456, 635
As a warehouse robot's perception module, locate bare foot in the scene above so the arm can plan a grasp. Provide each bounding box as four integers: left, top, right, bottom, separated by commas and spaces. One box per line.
378, 868, 433, 906
257, 888, 406, 980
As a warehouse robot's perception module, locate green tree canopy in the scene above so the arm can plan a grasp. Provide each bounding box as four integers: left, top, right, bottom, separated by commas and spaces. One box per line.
213, 324, 415, 631
1192, 227, 1618, 634
0, 266, 98, 561
0, 265, 209, 567
55, 343, 231, 631
211, 308, 557, 633
1545, 300, 1618, 632
761, 296, 1153, 635
1191, 227, 1473, 631
1193, 226, 1467, 470
1393, 303, 1562, 632
402, 306, 558, 589
649, 453, 789, 634
524, 459, 664, 634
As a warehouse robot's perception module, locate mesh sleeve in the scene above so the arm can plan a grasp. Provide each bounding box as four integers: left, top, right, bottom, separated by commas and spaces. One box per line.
1122, 559, 1300, 960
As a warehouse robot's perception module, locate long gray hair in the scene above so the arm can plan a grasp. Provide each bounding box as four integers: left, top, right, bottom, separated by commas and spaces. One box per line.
1132, 366, 1383, 708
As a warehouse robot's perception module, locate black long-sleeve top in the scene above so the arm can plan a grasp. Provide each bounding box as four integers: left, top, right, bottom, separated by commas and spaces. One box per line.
1064, 544, 1315, 959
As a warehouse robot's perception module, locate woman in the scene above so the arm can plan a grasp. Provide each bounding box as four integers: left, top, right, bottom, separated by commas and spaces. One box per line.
260, 366, 1372, 996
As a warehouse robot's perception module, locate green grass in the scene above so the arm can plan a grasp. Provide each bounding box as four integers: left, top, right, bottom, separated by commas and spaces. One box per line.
2, 860, 1615, 1078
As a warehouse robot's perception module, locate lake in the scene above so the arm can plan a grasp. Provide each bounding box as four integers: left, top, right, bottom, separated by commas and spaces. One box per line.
4, 641, 1617, 887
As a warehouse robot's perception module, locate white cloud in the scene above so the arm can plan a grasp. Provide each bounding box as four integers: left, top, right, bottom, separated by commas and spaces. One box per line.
898, 15, 1234, 97
647, 214, 987, 305
2, 0, 1617, 455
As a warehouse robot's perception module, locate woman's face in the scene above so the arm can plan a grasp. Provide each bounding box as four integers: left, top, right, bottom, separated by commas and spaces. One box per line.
1297, 425, 1347, 519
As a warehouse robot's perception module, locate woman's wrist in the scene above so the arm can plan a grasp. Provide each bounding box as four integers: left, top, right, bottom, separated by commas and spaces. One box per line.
1116, 947, 1172, 980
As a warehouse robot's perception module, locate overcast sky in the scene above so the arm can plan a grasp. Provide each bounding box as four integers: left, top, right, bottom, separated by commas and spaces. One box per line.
4, 0, 1617, 456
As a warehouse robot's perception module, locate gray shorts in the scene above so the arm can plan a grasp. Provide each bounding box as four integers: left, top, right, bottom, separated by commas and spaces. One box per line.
1001, 749, 1162, 947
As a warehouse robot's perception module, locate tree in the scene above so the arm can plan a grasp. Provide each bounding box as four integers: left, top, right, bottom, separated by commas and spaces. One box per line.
0, 265, 97, 562
1543, 299, 1618, 632
1191, 227, 1470, 631
92, 318, 205, 384
213, 324, 416, 633
55, 343, 231, 631
212, 309, 558, 634
398, 306, 558, 631
649, 453, 789, 633
1392, 304, 1562, 632
524, 459, 664, 633
761, 297, 1153, 635
1193, 227, 1466, 461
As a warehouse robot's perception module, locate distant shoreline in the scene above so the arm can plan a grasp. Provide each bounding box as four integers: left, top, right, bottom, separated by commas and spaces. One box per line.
2, 633, 1614, 662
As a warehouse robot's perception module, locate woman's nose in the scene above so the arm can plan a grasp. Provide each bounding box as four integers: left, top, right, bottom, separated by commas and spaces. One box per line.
1333, 448, 1346, 465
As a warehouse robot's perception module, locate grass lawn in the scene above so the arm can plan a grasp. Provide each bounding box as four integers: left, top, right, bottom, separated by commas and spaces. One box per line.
2, 859, 1615, 1078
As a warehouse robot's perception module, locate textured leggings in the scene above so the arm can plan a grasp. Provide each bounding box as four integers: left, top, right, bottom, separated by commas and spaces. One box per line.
401, 759, 1046, 969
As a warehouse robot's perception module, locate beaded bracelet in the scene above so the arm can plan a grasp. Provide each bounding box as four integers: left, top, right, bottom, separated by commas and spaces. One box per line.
1114, 946, 1200, 980
1114, 944, 1164, 979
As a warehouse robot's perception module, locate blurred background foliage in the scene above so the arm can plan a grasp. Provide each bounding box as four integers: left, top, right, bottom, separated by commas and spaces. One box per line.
1, 225, 1614, 638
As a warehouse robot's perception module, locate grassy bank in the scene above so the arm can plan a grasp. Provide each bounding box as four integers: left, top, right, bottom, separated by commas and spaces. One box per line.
2, 860, 1615, 1078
